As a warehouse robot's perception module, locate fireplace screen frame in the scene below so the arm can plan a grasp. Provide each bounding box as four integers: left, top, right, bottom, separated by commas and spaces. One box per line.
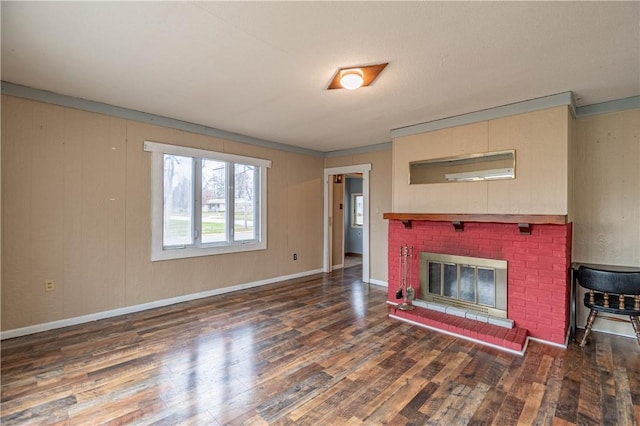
419, 252, 507, 318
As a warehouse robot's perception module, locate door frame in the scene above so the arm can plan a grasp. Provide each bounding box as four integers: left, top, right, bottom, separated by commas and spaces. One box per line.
323, 164, 371, 282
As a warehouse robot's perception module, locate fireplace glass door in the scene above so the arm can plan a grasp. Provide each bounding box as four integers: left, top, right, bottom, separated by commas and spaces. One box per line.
429, 262, 496, 307
420, 253, 507, 318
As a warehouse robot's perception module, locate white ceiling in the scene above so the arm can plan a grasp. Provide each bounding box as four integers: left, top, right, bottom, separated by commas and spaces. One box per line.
2, 1, 638, 153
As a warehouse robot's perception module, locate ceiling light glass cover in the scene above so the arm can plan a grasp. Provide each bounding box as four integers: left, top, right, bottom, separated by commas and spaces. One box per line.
340, 69, 364, 90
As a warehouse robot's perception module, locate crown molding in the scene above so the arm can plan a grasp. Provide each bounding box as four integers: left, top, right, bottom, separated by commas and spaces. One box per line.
391, 92, 576, 139
1, 81, 325, 158
324, 141, 392, 158
4, 82, 637, 157
575, 95, 640, 118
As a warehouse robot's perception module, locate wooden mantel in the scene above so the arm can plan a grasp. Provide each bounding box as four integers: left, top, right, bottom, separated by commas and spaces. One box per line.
383, 213, 567, 224
383, 213, 568, 234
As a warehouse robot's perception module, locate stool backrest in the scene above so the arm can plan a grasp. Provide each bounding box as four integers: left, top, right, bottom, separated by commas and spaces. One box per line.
576, 266, 640, 295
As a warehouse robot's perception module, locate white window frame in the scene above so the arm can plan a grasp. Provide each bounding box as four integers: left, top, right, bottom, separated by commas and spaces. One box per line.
144, 141, 271, 261
351, 192, 364, 228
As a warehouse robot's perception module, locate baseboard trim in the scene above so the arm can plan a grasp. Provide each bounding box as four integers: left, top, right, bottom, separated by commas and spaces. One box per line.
1, 268, 324, 340
527, 336, 567, 350
573, 325, 635, 340
368, 279, 388, 287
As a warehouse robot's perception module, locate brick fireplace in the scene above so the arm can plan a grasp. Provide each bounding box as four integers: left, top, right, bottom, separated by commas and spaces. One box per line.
384, 214, 572, 353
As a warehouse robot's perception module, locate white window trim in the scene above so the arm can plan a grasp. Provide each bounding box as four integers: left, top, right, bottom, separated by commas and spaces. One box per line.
144, 141, 271, 261
351, 193, 363, 228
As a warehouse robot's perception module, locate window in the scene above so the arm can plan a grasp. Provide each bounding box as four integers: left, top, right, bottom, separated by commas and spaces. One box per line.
144, 141, 271, 261
351, 193, 363, 227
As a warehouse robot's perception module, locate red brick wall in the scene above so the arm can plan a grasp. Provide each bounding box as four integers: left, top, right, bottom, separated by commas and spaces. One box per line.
388, 220, 572, 344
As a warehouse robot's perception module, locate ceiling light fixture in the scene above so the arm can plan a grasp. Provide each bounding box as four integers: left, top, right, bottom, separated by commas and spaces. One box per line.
340, 69, 364, 90
327, 63, 388, 90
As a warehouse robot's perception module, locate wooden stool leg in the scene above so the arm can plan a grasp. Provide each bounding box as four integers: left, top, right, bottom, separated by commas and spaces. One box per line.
630, 316, 640, 346
580, 310, 598, 347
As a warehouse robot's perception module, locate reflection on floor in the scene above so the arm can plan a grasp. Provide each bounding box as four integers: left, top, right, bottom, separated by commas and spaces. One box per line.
344, 254, 362, 268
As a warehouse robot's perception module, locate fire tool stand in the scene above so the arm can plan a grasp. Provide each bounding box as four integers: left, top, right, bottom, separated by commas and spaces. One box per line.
396, 244, 415, 311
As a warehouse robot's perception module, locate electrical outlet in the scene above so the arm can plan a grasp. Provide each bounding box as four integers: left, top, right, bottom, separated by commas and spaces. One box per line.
45, 280, 55, 292
293, 253, 297, 261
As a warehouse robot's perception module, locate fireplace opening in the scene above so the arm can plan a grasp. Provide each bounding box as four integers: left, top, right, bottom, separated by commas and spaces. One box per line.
419, 253, 507, 318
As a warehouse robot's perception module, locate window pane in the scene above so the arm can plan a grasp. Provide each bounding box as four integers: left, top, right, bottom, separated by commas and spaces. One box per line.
234, 164, 256, 241
352, 194, 364, 226
163, 154, 193, 246
202, 159, 227, 243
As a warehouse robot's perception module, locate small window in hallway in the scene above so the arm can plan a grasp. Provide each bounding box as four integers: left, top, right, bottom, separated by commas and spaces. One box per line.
352, 193, 363, 227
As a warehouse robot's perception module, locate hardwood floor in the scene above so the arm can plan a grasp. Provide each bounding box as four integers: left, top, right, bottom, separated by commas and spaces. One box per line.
2, 265, 639, 425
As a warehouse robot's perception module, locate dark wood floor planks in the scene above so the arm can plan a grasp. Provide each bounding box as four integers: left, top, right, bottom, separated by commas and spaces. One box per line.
1, 266, 639, 425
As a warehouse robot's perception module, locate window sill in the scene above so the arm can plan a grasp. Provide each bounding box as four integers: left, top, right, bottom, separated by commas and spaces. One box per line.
151, 241, 267, 261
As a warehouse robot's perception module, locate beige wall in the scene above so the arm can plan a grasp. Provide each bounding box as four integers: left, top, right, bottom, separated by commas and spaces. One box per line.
325, 149, 392, 284
392, 106, 570, 214
572, 108, 640, 266
572, 108, 640, 337
1, 95, 324, 331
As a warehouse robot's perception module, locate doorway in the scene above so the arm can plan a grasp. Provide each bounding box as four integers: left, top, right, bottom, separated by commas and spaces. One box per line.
323, 164, 371, 283
344, 174, 364, 268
